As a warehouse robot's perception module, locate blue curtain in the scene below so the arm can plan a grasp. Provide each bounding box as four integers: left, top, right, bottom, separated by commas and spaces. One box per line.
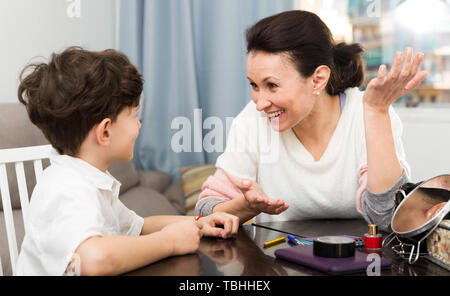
120, 0, 294, 179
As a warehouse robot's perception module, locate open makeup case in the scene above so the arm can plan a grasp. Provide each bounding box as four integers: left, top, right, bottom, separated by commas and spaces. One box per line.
384, 174, 450, 270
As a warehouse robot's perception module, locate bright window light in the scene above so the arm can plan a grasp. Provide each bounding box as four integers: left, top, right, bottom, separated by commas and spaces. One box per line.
394, 0, 448, 34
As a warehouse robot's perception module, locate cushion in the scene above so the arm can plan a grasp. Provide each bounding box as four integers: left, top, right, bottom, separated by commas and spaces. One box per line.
119, 186, 180, 217
0, 103, 50, 210
180, 164, 217, 216
138, 170, 171, 193
108, 161, 141, 194
0, 104, 49, 149
163, 179, 186, 215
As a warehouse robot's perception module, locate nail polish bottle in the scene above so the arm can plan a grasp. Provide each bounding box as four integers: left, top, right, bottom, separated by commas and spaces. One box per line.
364, 224, 382, 250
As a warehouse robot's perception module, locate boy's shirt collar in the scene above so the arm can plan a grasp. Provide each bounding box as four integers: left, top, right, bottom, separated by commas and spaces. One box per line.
49, 149, 121, 195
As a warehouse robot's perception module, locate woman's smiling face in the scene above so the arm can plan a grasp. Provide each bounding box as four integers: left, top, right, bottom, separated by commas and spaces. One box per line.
246, 51, 315, 131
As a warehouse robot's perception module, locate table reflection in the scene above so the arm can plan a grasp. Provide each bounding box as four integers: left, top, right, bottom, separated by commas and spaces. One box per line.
199, 226, 288, 276
125, 253, 202, 276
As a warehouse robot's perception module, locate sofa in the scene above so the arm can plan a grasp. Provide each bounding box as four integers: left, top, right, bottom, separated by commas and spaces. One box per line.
0, 103, 186, 276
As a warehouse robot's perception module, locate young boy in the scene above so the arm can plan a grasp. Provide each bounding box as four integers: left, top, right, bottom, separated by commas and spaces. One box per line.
14, 47, 239, 276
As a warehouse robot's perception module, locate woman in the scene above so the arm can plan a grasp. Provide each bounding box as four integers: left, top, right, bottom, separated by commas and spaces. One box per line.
195, 10, 427, 231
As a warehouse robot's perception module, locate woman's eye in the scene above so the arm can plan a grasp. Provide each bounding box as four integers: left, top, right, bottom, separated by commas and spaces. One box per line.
250, 82, 258, 89
268, 83, 278, 89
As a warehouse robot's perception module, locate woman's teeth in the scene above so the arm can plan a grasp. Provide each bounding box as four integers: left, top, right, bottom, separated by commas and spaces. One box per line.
268, 109, 285, 118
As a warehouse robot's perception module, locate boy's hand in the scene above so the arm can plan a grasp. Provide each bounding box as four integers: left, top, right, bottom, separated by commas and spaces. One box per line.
160, 220, 201, 256
197, 212, 239, 239
233, 178, 289, 215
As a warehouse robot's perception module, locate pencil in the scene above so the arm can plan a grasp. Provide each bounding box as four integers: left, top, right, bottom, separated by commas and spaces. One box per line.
263, 236, 286, 248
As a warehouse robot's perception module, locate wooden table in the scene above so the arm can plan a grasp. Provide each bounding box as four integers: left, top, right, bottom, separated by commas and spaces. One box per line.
125, 219, 450, 276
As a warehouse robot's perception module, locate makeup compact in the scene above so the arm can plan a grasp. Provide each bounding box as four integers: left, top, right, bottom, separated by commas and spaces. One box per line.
384, 174, 450, 265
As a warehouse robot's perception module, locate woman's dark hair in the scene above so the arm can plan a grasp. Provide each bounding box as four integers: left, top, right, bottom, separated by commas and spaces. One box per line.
246, 10, 364, 95
18, 46, 143, 156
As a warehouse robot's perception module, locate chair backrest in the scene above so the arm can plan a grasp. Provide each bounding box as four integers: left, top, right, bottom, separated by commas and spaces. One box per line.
0, 145, 52, 275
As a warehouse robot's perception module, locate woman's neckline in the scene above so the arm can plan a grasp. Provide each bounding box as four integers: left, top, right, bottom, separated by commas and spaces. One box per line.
288, 92, 347, 163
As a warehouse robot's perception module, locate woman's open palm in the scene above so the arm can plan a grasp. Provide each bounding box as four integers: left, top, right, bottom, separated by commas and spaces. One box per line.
363, 47, 428, 113
233, 179, 289, 215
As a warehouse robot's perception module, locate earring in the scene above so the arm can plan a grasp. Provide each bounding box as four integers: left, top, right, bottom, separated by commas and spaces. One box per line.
313, 85, 320, 95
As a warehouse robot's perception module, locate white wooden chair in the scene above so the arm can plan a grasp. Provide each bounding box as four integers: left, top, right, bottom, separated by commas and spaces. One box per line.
0, 145, 52, 275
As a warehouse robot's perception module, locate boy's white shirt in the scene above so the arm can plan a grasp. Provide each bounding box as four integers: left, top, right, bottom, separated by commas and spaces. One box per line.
14, 150, 144, 276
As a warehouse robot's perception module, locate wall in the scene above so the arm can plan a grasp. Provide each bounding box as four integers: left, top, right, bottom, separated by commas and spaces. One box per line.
0, 0, 118, 104
396, 107, 450, 182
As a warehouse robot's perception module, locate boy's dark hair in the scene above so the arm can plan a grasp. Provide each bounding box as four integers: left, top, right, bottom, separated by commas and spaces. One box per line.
246, 10, 364, 96
18, 46, 143, 156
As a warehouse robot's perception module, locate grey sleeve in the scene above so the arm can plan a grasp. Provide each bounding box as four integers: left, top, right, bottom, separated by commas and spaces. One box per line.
361, 169, 410, 232
194, 198, 227, 216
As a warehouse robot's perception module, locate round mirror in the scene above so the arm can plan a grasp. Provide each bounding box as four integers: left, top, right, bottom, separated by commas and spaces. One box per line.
391, 174, 450, 237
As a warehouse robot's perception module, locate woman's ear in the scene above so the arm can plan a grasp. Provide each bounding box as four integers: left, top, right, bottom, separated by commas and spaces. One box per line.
311, 65, 331, 95
94, 118, 112, 147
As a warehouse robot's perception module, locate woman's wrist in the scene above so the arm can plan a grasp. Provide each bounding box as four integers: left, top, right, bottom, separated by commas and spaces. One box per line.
213, 196, 259, 223
363, 100, 390, 116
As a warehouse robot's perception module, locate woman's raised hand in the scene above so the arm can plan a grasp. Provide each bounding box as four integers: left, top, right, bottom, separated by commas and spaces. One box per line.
363, 47, 428, 113
233, 178, 289, 215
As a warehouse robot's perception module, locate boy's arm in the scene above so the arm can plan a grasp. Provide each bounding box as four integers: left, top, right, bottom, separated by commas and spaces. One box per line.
75, 233, 172, 275
75, 219, 201, 276
74, 213, 240, 275
140, 215, 194, 235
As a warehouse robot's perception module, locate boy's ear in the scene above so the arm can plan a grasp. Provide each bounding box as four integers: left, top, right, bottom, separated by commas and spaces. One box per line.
94, 118, 112, 147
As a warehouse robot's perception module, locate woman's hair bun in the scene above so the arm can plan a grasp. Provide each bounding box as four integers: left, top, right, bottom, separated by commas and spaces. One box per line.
328, 42, 365, 95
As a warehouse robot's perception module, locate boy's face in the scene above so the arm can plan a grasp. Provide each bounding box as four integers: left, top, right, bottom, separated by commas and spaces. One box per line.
109, 105, 141, 162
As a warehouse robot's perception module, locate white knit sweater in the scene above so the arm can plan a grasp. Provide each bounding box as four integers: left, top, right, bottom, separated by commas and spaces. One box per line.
215, 87, 410, 223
